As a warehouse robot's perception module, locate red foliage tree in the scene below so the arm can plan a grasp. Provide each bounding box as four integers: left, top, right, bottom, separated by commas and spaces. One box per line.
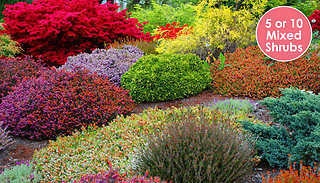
309, 10, 320, 31
3, 0, 152, 67
153, 22, 192, 40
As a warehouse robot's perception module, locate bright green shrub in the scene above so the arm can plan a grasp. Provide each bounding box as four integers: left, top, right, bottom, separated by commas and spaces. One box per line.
292, 0, 320, 17
264, 0, 287, 11
0, 160, 42, 182
34, 106, 256, 182
263, 0, 319, 16
135, 107, 257, 182
130, 0, 196, 34
156, 0, 266, 59
121, 53, 211, 103
240, 88, 320, 168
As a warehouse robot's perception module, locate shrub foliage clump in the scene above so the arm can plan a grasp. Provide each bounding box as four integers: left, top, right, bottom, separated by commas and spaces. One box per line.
262, 156, 320, 183
121, 53, 211, 103
156, 0, 265, 59
309, 10, 320, 31
0, 0, 33, 19
60, 45, 144, 86
0, 23, 23, 59
0, 68, 134, 140
34, 106, 255, 182
240, 88, 320, 168
153, 22, 192, 40
135, 107, 257, 182
210, 46, 320, 99
0, 56, 46, 102
33, 107, 171, 182
2, 0, 151, 66
130, 1, 196, 34
105, 38, 157, 56
0, 160, 42, 182
74, 166, 165, 183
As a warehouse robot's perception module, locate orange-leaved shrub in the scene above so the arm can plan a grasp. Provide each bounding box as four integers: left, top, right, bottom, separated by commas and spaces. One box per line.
209, 46, 320, 99
263, 155, 320, 183
105, 37, 157, 56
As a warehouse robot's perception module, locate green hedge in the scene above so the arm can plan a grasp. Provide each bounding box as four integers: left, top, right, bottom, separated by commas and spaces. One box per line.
121, 53, 211, 103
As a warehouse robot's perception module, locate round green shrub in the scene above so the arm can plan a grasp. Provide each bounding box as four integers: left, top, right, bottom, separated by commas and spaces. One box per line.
121, 53, 211, 103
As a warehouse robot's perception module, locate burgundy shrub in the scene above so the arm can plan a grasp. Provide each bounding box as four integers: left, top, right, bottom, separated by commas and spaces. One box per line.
309, 10, 320, 31
0, 56, 46, 103
0, 68, 134, 140
74, 166, 167, 183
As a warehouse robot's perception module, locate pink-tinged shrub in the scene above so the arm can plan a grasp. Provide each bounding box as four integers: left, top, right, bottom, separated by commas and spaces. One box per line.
309, 10, 320, 31
0, 68, 134, 140
2, 0, 152, 67
60, 45, 144, 86
0, 56, 46, 103
74, 166, 167, 183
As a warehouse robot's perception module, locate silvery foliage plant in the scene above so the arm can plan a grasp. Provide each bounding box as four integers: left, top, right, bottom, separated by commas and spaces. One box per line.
60, 45, 144, 86
0, 121, 13, 151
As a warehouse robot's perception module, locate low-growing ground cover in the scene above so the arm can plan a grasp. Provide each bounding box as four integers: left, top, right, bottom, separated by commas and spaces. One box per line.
74, 166, 166, 183
0, 160, 42, 182
33, 106, 260, 182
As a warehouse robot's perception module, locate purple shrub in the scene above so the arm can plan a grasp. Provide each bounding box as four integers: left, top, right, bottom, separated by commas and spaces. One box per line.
60, 45, 144, 86
0, 56, 46, 103
0, 68, 134, 140
74, 166, 166, 183
0, 121, 13, 151
73, 167, 125, 183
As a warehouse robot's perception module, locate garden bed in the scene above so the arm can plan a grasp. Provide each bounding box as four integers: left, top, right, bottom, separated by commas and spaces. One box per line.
0, 89, 278, 182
